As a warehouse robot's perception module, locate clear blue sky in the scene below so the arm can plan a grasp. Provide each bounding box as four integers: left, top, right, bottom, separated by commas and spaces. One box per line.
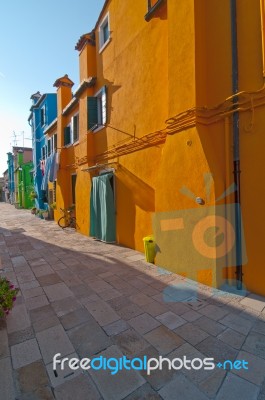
0, 0, 105, 174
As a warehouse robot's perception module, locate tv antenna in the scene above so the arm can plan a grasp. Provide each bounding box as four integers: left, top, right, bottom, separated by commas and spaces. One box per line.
11, 131, 19, 147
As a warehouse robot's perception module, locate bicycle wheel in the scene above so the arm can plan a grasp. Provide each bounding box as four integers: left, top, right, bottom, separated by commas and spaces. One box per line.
69, 217, 76, 229
58, 217, 69, 229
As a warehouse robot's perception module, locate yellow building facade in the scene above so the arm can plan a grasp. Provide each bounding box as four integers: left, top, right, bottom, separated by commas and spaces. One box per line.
45, 0, 265, 296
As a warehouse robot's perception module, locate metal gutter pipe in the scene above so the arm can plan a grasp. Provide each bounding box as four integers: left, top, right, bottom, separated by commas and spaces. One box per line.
230, 0, 243, 290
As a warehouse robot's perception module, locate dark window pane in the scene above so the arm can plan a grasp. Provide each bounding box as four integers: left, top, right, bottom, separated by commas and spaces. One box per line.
87, 97, 98, 131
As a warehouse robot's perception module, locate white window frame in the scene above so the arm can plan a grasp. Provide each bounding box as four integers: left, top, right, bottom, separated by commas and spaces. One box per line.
99, 12, 110, 53
40, 105, 46, 127
41, 145, 46, 160
71, 113, 79, 144
52, 133, 57, 152
93, 87, 107, 133
64, 123, 72, 147
47, 138, 52, 156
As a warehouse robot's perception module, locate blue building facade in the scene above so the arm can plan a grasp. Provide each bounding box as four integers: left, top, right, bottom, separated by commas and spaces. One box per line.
28, 92, 57, 210
7, 152, 15, 203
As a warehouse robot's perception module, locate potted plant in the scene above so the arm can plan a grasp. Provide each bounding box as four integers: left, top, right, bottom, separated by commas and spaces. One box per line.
49, 202, 57, 210
42, 209, 49, 219
29, 191, 38, 200
31, 207, 37, 215
36, 209, 43, 219
0, 278, 19, 318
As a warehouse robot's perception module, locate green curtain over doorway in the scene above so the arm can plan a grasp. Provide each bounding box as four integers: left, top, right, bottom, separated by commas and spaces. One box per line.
90, 173, 116, 242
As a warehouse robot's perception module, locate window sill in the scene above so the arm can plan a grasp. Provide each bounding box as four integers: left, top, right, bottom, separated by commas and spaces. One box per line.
89, 125, 106, 133
145, 0, 165, 22
73, 140, 79, 147
99, 37, 111, 54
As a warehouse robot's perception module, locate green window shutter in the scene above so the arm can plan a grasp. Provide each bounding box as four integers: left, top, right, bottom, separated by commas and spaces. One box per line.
87, 97, 98, 131
64, 126, 71, 146
73, 115, 79, 142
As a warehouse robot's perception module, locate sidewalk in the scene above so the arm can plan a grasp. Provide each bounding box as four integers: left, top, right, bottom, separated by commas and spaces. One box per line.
0, 202, 265, 400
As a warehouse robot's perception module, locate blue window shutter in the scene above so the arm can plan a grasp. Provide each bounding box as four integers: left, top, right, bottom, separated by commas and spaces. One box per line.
64, 126, 71, 146
87, 97, 98, 131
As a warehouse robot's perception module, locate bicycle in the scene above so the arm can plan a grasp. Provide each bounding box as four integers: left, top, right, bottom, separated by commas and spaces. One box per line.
58, 208, 76, 229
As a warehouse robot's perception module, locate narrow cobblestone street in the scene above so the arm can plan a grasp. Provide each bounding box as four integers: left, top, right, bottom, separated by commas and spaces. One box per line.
0, 203, 265, 400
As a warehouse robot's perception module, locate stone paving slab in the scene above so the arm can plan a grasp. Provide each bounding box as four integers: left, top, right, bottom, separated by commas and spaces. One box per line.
231, 350, 265, 386
51, 296, 81, 317
6, 303, 31, 334
8, 326, 35, 347
15, 360, 50, 396
159, 373, 209, 400
46, 351, 82, 388
124, 382, 162, 399
36, 325, 75, 364
25, 294, 49, 310
43, 283, 74, 302
217, 328, 246, 350
198, 368, 226, 399
0, 328, 9, 359
242, 331, 265, 359
174, 322, 209, 346
84, 299, 120, 326
67, 320, 111, 358
218, 313, 254, 335
128, 313, 161, 335
53, 373, 101, 400
89, 345, 145, 400
137, 345, 176, 391
196, 336, 238, 364
1, 204, 265, 399
168, 342, 216, 385
11, 338, 42, 369
112, 329, 150, 358
0, 357, 16, 400
59, 307, 94, 331
215, 373, 259, 400
194, 316, 227, 336
240, 294, 265, 312
156, 311, 186, 330
144, 325, 184, 355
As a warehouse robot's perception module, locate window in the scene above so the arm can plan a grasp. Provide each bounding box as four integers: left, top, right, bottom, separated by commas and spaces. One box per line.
72, 114, 79, 143
87, 86, 107, 131
71, 174, 77, 205
148, 0, 161, 8
145, 0, 165, 21
64, 125, 71, 146
64, 115, 79, 147
40, 105, 46, 126
41, 146, 46, 160
47, 139, 51, 156
53, 134, 57, 151
99, 12, 110, 52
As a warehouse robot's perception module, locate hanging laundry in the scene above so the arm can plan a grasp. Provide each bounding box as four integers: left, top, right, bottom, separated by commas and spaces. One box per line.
41, 155, 52, 190
53, 152, 60, 181
49, 152, 56, 182
40, 160, 46, 176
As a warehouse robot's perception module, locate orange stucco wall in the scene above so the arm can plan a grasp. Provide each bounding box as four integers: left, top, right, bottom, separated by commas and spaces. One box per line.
49, 0, 265, 295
